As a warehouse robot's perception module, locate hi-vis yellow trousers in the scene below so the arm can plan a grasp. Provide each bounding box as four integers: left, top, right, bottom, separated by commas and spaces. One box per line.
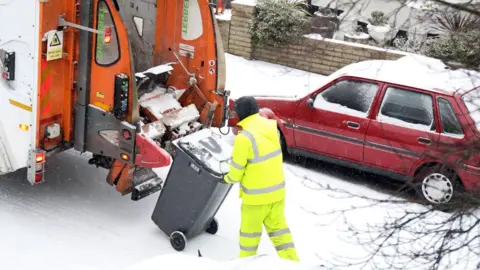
239, 200, 299, 261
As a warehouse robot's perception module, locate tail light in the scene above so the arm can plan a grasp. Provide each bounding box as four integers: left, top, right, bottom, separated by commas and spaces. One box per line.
36, 152, 45, 163
103, 26, 112, 45
216, 0, 224, 14
34, 150, 46, 184
121, 153, 130, 161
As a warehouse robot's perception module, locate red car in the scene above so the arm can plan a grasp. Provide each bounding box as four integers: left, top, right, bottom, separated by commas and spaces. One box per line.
227, 55, 480, 205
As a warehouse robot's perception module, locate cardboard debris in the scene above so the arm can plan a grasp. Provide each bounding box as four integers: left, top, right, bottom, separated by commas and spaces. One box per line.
162, 104, 200, 129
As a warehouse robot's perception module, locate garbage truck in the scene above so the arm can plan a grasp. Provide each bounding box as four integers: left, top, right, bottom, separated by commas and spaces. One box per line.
0, 0, 228, 201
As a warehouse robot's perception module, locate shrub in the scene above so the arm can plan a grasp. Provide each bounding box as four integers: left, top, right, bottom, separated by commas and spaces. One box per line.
433, 11, 480, 34
250, 0, 312, 47
426, 30, 480, 69
392, 35, 435, 54
367, 11, 389, 26
391, 29, 435, 54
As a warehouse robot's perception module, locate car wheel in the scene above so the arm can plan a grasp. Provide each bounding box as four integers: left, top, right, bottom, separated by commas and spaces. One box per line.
278, 129, 288, 156
415, 165, 464, 207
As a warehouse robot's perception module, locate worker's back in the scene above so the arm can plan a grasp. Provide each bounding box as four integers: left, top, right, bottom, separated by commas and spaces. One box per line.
237, 114, 285, 205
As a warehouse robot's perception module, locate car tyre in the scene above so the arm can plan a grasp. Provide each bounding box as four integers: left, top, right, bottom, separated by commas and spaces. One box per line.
414, 165, 465, 209
278, 129, 288, 156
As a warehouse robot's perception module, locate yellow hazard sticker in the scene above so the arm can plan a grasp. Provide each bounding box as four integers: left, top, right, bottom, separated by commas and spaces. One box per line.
9, 99, 32, 112
96, 92, 105, 98
46, 31, 63, 61
94, 101, 110, 112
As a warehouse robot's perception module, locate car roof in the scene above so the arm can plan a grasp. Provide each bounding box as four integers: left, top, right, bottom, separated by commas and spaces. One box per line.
329, 55, 480, 96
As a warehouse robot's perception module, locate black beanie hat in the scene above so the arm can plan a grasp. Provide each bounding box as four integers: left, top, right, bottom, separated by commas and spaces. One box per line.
234, 96, 259, 122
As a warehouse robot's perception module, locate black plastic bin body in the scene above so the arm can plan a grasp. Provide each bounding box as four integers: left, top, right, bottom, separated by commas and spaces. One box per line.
151, 129, 233, 251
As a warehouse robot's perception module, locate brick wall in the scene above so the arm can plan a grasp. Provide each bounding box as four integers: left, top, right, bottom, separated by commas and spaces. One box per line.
226, 3, 254, 59
218, 1, 409, 75
253, 38, 407, 75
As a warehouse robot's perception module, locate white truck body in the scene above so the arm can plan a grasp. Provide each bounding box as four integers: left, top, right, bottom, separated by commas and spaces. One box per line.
0, 0, 41, 183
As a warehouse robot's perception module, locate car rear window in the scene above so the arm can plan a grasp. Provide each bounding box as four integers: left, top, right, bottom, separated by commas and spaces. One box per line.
461, 88, 480, 131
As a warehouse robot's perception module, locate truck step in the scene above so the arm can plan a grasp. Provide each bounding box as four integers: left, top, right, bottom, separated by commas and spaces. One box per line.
131, 167, 163, 201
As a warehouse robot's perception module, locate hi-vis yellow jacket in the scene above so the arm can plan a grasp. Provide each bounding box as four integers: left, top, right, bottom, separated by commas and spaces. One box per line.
224, 113, 285, 205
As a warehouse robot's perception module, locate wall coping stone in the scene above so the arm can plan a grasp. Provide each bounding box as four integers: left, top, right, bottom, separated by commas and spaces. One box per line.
231, 0, 257, 6
303, 34, 411, 57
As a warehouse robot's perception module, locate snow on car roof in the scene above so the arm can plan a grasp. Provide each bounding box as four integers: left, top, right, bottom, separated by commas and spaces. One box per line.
331, 55, 480, 96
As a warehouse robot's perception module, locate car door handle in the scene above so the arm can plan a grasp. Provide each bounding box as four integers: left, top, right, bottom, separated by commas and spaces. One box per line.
345, 121, 360, 129
418, 137, 431, 145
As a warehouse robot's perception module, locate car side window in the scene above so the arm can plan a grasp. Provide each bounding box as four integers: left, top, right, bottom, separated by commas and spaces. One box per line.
313, 79, 379, 117
377, 87, 435, 131
438, 97, 463, 136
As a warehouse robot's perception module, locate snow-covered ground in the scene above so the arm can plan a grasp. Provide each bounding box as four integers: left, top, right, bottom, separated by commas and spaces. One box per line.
225, 54, 327, 99
0, 54, 472, 270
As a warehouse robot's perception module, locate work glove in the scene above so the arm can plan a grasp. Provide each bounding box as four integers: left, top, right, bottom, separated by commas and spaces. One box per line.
219, 176, 229, 184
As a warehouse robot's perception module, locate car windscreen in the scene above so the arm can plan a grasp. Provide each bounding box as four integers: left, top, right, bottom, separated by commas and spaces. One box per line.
461, 88, 480, 131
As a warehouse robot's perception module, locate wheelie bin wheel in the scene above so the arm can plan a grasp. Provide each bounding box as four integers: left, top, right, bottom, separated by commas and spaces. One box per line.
206, 218, 219, 235
170, 231, 187, 251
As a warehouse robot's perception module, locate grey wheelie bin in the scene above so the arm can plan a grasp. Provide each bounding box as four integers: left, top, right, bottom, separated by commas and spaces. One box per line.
151, 129, 234, 251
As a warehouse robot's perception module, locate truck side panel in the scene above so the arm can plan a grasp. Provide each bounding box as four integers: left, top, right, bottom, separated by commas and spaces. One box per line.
0, 0, 40, 173
37, 0, 78, 152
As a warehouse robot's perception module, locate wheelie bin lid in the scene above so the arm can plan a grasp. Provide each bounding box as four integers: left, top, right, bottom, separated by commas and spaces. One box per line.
175, 129, 233, 176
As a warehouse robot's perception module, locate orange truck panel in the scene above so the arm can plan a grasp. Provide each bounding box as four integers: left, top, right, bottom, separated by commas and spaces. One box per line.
90, 0, 137, 122
154, 0, 226, 127
37, 1, 77, 150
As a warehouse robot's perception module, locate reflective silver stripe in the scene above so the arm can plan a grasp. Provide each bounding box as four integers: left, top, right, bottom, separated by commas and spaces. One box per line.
275, 242, 295, 251
268, 228, 290, 237
240, 130, 259, 157
248, 148, 281, 164
231, 160, 245, 170
241, 181, 285, 195
240, 231, 262, 238
240, 245, 258, 251
241, 130, 282, 164
227, 175, 239, 183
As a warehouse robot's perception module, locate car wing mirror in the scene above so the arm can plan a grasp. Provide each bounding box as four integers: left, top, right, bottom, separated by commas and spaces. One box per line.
306, 98, 314, 108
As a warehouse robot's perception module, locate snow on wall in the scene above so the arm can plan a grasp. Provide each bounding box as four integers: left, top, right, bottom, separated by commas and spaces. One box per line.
215, 9, 232, 21
303, 33, 411, 56
232, 0, 257, 6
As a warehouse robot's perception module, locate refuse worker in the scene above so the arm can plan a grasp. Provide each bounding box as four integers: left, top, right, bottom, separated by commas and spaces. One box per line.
222, 96, 299, 261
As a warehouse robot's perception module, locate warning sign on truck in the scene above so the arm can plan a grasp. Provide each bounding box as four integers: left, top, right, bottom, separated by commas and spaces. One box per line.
46, 31, 63, 61
179, 43, 195, 59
